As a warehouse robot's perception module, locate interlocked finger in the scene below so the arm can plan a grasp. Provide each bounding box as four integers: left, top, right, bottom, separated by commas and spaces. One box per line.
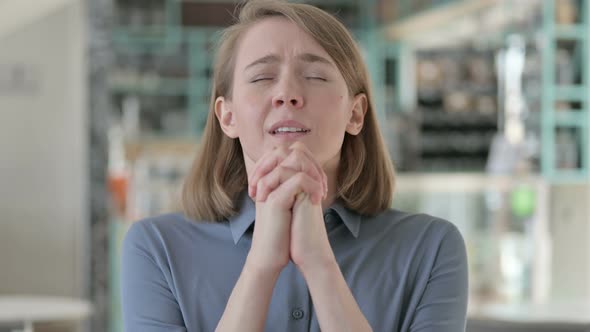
249, 146, 290, 198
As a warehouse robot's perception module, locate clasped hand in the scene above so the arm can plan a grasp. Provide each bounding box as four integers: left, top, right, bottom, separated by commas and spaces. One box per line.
247, 142, 335, 275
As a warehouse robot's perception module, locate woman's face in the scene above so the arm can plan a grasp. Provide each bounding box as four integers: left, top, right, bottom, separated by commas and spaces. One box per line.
215, 17, 366, 169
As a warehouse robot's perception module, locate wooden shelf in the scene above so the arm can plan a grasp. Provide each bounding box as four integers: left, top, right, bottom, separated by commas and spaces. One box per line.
383, 0, 496, 40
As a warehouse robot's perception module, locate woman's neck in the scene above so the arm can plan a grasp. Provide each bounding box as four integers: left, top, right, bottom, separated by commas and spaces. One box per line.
321, 154, 339, 209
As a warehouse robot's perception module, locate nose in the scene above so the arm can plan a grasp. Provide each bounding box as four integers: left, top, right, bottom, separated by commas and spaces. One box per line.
272, 79, 304, 109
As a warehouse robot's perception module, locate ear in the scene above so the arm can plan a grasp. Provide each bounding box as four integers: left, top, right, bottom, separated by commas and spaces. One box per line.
345, 93, 367, 136
214, 96, 239, 138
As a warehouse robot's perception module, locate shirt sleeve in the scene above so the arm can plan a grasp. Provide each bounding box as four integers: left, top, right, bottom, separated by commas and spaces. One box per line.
121, 221, 187, 332
410, 224, 469, 332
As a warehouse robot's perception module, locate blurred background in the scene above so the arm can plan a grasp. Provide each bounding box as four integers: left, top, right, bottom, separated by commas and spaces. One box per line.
0, 0, 589, 331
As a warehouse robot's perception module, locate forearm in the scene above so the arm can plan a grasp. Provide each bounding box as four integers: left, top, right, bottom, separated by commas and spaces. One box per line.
302, 259, 372, 332
215, 257, 280, 332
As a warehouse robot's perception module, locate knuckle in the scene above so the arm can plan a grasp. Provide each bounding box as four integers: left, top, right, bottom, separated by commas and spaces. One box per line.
294, 172, 308, 183
292, 149, 306, 158
258, 177, 270, 189
267, 190, 279, 202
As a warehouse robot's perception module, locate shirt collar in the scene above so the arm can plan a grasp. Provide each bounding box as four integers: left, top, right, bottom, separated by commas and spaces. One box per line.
228, 191, 361, 245
228, 191, 256, 245
329, 201, 361, 238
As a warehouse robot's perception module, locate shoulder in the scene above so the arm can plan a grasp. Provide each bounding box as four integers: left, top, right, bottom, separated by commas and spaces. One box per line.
363, 208, 466, 268
123, 212, 229, 256
124, 212, 190, 244
370, 208, 463, 244
367, 209, 467, 283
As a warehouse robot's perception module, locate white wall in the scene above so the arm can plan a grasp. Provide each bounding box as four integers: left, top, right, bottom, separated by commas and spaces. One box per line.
0, 0, 74, 40
0, 0, 87, 298
549, 184, 590, 301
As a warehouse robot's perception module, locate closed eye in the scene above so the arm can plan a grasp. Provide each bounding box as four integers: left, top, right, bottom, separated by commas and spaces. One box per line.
250, 77, 273, 83
306, 77, 327, 81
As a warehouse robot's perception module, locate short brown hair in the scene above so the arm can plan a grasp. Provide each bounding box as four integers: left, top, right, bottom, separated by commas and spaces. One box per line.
182, 0, 396, 221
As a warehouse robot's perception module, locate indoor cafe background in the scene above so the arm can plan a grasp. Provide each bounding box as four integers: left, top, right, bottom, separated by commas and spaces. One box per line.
1, 0, 589, 331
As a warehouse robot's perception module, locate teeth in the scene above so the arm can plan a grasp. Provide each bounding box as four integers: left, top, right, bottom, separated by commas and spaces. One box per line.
274, 127, 308, 133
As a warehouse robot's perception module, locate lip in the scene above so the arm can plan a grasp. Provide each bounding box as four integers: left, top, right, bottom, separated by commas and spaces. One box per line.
268, 120, 311, 134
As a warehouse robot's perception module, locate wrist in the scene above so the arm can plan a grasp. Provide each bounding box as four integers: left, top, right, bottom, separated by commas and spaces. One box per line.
298, 254, 338, 278
245, 253, 286, 279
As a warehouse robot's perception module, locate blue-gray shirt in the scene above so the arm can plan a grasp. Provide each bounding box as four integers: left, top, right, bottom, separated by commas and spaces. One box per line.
121, 192, 468, 331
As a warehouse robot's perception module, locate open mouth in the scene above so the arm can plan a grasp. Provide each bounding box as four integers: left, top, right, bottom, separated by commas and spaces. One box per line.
270, 127, 311, 135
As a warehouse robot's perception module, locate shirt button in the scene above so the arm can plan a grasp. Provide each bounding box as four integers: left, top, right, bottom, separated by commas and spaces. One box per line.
292, 308, 304, 320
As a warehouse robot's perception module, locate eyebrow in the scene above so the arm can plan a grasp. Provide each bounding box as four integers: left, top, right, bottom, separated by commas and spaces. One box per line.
244, 53, 334, 71
298, 53, 333, 66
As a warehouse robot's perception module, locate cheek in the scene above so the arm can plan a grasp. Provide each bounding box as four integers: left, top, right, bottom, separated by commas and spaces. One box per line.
235, 107, 264, 137
231, 94, 270, 160
242, 88, 264, 105
234, 91, 266, 129
311, 94, 349, 147
313, 92, 349, 123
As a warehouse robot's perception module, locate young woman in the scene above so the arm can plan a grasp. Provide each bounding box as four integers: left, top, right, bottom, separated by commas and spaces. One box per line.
121, 1, 468, 331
